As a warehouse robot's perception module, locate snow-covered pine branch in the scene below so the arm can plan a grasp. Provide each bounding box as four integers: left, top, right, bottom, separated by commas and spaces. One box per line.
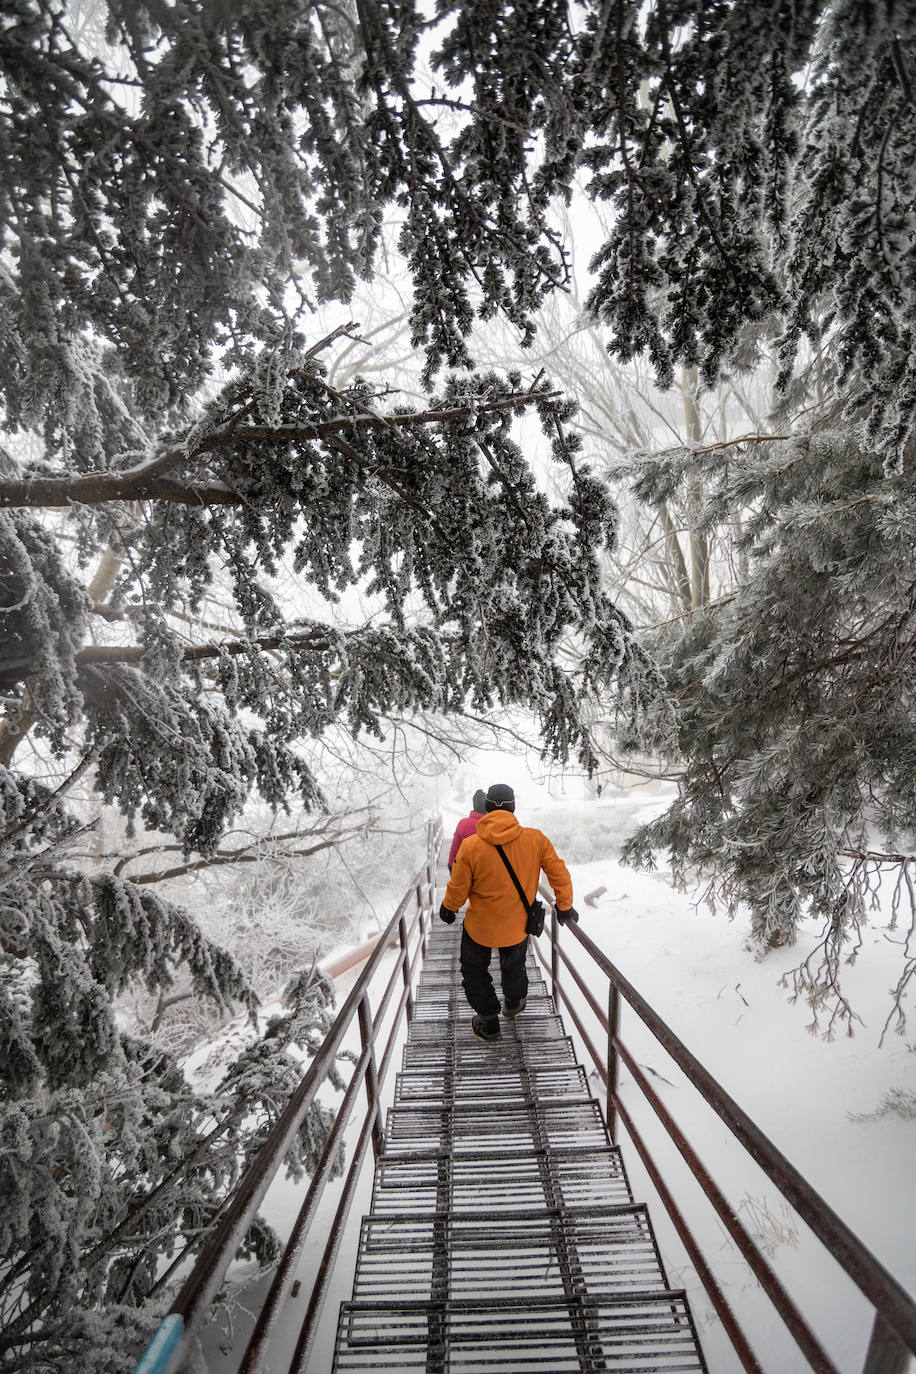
620, 426, 916, 1034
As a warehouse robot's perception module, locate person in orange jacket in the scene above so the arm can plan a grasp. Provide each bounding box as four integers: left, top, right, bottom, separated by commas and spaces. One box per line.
439, 782, 579, 1042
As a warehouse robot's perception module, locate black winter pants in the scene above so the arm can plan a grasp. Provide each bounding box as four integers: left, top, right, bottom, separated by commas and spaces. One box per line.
460, 927, 528, 1019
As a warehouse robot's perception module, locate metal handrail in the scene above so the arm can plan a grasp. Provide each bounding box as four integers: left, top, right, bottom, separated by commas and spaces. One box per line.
534, 908, 916, 1374
132, 818, 443, 1374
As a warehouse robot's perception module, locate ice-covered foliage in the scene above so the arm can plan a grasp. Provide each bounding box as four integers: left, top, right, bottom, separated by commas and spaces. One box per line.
578, 1, 916, 463
4, 3, 914, 456
621, 427, 916, 1035
0, 7, 670, 1367
1, 357, 662, 777
0, 360, 664, 1374
0, 770, 340, 1367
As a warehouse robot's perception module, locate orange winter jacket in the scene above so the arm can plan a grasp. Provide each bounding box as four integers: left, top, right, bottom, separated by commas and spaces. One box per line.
442, 809, 573, 948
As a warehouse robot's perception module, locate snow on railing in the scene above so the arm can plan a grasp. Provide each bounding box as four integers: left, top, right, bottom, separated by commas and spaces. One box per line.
132, 818, 443, 1374
535, 910, 916, 1374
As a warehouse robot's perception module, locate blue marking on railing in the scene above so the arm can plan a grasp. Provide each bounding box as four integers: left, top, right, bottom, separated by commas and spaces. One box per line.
132, 1313, 183, 1374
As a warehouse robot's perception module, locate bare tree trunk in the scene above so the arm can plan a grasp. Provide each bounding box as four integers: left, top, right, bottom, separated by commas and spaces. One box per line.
682, 368, 710, 610
657, 502, 692, 614
150, 990, 195, 1035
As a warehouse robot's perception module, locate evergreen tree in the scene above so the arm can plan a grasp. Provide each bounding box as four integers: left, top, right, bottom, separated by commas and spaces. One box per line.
8, 0, 911, 460
0, 5, 660, 1366
0, 301, 659, 1374
571, 2, 916, 1031
619, 419, 916, 1039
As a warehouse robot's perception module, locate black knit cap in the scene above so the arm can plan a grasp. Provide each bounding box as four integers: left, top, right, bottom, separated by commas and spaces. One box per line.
485, 783, 516, 813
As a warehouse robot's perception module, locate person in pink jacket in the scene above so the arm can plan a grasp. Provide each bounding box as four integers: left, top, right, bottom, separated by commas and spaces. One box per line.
447, 790, 487, 869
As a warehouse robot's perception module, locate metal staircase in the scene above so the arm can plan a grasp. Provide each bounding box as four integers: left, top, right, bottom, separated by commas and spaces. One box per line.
131, 824, 916, 1374
331, 918, 708, 1372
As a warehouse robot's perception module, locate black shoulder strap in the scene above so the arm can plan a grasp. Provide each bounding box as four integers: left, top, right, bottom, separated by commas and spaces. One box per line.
494, 843, 532, 917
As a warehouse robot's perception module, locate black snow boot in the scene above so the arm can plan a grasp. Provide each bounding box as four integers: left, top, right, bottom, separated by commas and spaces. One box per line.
470, 1014, 501, 1042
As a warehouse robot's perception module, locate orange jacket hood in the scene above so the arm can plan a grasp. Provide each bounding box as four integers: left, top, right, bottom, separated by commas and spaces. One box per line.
475, 810, 522, 846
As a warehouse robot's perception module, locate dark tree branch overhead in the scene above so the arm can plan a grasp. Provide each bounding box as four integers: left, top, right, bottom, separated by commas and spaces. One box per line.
0, 473, 241, 509
0, 388, 558, 509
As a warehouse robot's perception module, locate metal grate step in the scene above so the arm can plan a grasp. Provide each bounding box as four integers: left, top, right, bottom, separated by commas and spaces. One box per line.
415, 968, 548, 986
395, 1062, 589, 1105
351, 1204, 668, 1301
333, 1292, 707, 1371
331, 916, 707, 1371
383, 1097, 611, 1154
401, 1031, 578, 1073
371, 1145, 633, 1215
406, 1010, 568, 1040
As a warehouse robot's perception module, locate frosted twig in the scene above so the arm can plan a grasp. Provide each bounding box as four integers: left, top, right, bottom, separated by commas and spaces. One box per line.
0, 749, 96, 849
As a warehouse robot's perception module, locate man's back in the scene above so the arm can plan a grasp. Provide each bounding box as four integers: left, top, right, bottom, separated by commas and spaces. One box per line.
445, 808, 572, 947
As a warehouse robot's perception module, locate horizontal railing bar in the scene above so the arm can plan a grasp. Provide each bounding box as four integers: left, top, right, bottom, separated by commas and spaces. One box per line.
286, 1102, 379, 1374
247, 861, 438, 1372
408, 940, 427, 992
284, 826, 443, 1373
563, 920, 916, 1353
551, 933, 609, 1028
370, 937, 409, 1035
615, 1037, 839, 1374
376, 979, 413, 1095
864, 1313, 912, 1374
614, 1095, 763, 1374
236, 1040, 374, 1374
404, 898, 424, 944
390, 885, 415, 924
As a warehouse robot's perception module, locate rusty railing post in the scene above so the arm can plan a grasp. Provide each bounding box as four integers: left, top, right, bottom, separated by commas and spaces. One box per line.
399, 910, 415, 1024
863, 1312, 911, 1374
606, 981, 620, 1142
549, 902, 559, 1005
416, 881, 425, 939
357, 991, 383, 1160
426, 818, 435, 892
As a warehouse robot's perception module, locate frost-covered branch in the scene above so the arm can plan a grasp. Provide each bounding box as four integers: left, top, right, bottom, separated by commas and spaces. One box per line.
118, 825, 365, 886
0, 389, 557, 510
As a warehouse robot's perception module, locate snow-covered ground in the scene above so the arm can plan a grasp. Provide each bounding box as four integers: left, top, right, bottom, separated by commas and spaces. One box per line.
557, 839, 914, 1371
184, 764, 915, 1372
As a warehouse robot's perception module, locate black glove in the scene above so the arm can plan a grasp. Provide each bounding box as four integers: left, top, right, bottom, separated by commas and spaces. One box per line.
556, 906, 579, 925
438, 903, 456, 924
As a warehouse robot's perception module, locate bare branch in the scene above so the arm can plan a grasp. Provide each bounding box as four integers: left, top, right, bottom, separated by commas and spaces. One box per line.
689, 431, 792, 455
127, 832, 357, 885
